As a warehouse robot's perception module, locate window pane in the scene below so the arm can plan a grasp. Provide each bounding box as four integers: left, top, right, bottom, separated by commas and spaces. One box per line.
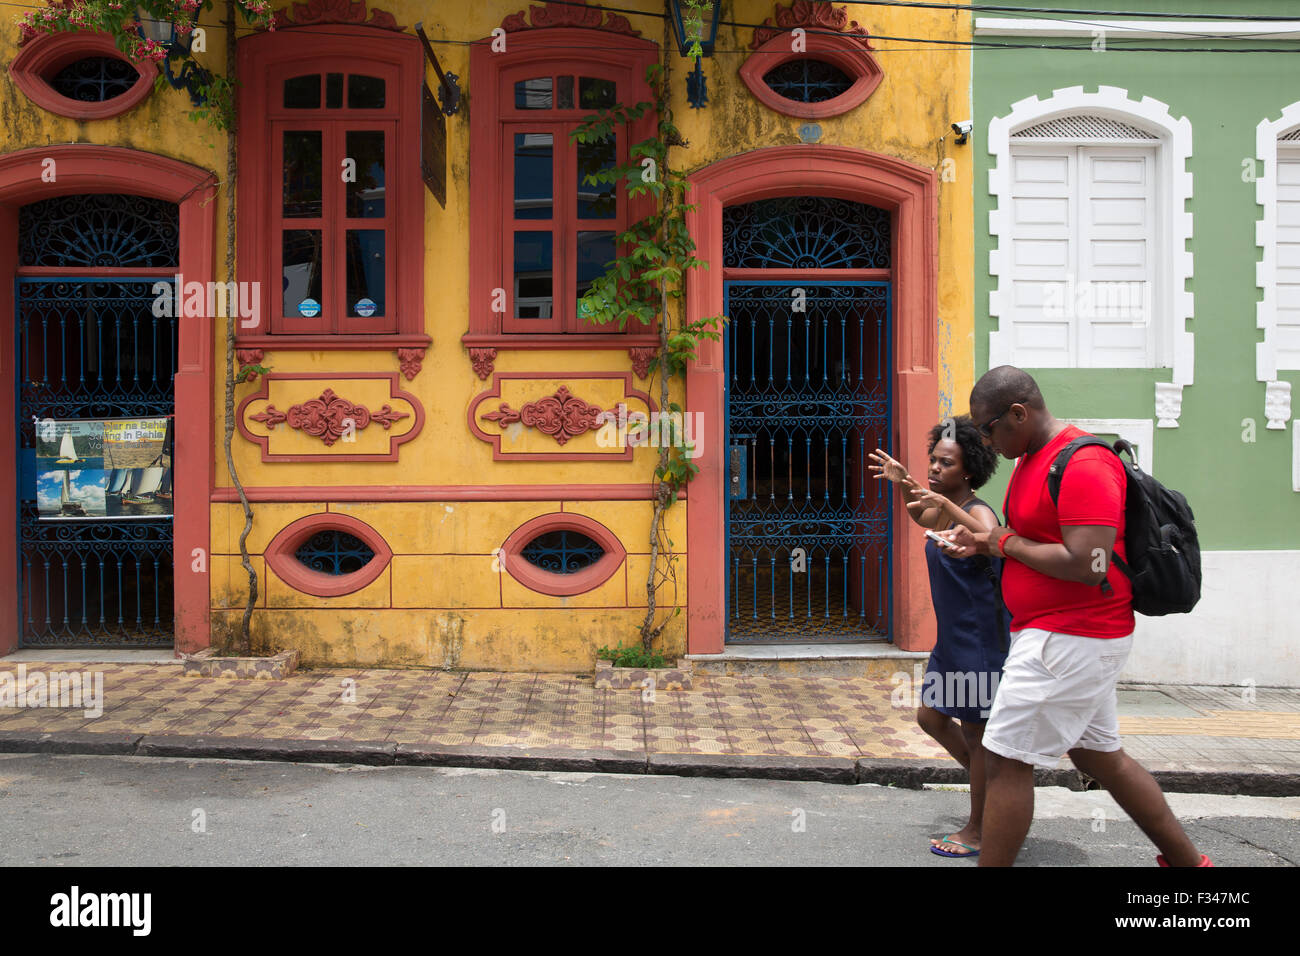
514, 133, 552, 220
556, 75, 574, 109
513, 231, 553, 318
326, 72, 343, 109
577, 136, 616, 219
577, 230, 616, 298
282, 230, 322, 318
283, 75, 320, 109
348, 74, 385, 109
345, 131, 385, 218
283, 131, 323, 218
346, 230, 386, 317
514, 77, 552, 110
579, 77, 616, 109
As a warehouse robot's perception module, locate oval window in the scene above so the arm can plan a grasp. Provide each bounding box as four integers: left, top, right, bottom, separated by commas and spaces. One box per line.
10, 31, 155, 120
294, 530, 376, 576
264, 514, 393, 597
739, 31, 883, 119
762, 59, 854, 105
520, 530, 605, 574
500, 514, 627, 597
49, 56, 139, 102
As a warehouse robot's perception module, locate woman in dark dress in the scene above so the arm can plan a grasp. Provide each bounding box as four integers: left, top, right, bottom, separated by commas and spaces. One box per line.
869, 416, 1007, 858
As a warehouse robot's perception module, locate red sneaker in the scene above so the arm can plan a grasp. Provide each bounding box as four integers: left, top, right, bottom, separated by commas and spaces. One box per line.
1157, 853, 1213, 867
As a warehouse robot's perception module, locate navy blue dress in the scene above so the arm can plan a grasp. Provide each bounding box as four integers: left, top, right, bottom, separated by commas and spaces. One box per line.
921, 497, 1010, 722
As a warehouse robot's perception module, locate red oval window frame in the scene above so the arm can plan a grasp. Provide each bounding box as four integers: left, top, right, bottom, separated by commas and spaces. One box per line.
10, 31, 155, 121
739, 31, 883, 120
501, 513, 627, 597
265, 513, 393, 598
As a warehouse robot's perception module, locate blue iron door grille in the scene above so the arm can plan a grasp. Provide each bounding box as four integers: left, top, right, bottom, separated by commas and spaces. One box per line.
725, 281, 891, 642
16, 278, 176, 647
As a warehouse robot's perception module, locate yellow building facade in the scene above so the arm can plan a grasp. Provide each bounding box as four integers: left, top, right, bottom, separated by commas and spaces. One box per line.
1, 1, 973, 669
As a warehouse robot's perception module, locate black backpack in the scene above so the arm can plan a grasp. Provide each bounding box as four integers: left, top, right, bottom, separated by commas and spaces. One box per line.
1041, 436, 1202, 616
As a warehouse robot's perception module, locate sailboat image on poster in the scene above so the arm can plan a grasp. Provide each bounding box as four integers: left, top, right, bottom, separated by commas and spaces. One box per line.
55, 431, 84, 464
122, 467, 164, 505
59, 470, 86, 516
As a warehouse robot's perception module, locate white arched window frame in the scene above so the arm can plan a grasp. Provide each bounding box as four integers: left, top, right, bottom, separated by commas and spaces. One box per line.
988, 86, 1194, 426
1256, 103, 1300, 437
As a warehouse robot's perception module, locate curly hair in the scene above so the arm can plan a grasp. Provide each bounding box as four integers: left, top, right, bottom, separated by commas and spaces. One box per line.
926, 415, 999, 490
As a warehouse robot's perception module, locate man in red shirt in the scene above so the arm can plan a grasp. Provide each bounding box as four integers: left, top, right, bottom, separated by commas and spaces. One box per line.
943, 366, 1208, 867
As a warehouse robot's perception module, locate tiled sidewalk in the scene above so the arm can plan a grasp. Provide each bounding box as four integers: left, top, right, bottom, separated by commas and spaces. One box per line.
1, 662, 1298, 788
0, 664, 945, 759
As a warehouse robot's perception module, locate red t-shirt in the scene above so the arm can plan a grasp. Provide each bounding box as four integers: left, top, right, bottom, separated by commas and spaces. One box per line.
1001, 424, 1135, 638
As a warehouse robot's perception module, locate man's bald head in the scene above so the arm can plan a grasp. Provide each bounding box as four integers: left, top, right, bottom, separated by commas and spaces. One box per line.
970, 365, 1045, 415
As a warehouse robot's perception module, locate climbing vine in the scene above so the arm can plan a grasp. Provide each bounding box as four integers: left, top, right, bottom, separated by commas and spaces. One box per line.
571, 49, 725, 656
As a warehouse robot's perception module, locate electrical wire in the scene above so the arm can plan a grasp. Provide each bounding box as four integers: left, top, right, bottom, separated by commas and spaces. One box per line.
2, 0, 1298, 54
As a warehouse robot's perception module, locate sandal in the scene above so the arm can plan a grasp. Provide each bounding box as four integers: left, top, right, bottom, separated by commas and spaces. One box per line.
930, 835, 980, 858
1156, 853, 1213, 867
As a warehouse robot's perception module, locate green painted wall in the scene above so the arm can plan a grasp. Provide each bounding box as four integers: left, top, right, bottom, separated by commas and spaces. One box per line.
973, 1, 1300, 549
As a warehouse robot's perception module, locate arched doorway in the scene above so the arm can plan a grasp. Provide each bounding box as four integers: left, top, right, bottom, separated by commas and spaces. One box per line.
0, 146, 216, 655
685, 146, 938, 655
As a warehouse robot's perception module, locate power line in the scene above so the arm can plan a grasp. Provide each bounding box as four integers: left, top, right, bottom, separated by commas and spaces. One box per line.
835, 0, 1300, 20
3, 0, 1297, 54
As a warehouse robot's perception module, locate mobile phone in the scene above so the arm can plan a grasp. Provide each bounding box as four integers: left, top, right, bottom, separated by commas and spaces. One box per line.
925, 529, 958, 550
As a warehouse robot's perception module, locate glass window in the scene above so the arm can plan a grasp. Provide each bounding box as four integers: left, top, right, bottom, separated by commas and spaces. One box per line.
514, 231, 553, 319
283, 74, 320, 109
514, 133, 553, 220
347, 74, 385, 109
283, 131, 323, 218
515, 77, 552, 110
345, 131, 385, 218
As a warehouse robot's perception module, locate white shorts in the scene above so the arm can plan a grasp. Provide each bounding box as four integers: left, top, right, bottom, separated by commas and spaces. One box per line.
982, 627, 1133, 770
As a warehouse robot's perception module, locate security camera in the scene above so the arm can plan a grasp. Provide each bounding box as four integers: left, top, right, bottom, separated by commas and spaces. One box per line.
951, 120, 972, 144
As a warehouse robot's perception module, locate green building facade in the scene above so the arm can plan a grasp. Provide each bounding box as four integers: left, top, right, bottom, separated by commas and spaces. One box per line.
973, 3, 1300, 684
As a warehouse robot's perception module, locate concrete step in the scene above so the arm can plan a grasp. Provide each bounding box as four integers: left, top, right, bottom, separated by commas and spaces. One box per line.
686, 642, 928, 679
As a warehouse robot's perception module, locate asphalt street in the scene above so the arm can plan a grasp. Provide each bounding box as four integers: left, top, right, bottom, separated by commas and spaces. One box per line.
0, 753, 1296, 867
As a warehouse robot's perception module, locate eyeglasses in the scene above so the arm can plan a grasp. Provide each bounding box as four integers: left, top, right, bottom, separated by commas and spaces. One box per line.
976, 399, 1023, 438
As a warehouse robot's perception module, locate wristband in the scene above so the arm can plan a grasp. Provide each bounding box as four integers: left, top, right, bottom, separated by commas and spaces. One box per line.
996, 532, 1016, 557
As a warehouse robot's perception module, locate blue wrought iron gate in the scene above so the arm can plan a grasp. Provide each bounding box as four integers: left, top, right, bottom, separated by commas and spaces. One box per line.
724, 281, 892, 642
15, 194, 179, 647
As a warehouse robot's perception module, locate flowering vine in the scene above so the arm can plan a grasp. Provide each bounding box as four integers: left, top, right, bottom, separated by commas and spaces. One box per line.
16, 0, 272, 127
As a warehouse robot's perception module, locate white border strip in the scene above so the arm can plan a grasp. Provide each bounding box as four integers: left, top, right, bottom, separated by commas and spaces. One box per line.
987, 86, 1194, 385
1255, 101, 1300, 382
1064, 418, 1154, 474
975, 18, 1300, 40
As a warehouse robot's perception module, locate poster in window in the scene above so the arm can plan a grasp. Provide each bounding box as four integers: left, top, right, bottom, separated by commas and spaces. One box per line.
35, 417, 172, 519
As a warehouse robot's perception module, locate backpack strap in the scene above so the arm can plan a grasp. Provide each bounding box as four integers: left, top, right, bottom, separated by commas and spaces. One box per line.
1045, 435, 1135, 592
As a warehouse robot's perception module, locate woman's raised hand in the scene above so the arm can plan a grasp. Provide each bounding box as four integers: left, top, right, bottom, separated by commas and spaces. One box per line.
868, 448, 913, 486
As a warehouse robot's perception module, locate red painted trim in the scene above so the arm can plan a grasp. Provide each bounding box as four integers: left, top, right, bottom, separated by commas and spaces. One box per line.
264, 512, 393, 597
211, 484, 679, 502
234, 334, 431, 350
467, 371, 656, 461
237, 26, 423, 338
0, 145, 216, 657
460, 333, 660, 350
9, 31, 155, 121
468, 28, 658, 342
236, 371, 423, 462
684, 146, 937, 656
16, 266, 178, 277
738, 31, 883, 120
500, 512, 626, 597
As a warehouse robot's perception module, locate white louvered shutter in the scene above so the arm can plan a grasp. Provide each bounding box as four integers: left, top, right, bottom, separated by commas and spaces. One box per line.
1079, 146, 1156, 367
1007, 148, 1074, 366
1008, 114, 1161, 369
1276, 145, 1300, 370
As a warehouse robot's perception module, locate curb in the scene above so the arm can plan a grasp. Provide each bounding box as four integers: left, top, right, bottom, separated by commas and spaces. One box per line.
2, 731, 1300, 795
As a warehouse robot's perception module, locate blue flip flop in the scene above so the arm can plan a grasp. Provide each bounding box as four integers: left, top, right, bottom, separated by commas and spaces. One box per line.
930, 835, 980, 858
